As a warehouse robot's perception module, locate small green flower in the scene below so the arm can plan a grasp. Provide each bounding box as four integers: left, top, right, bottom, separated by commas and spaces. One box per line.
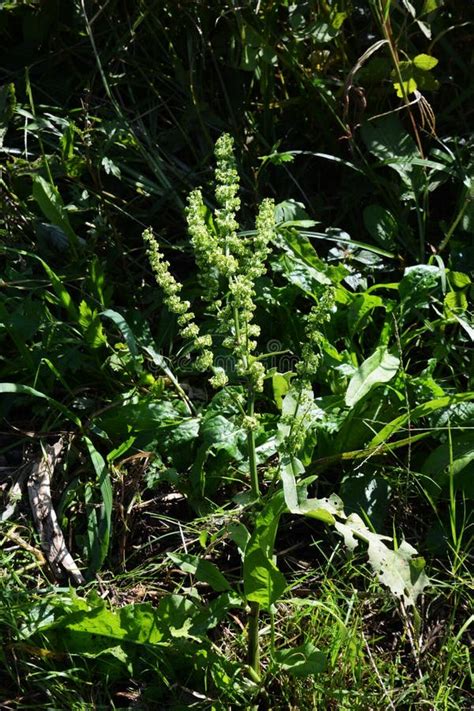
143, 227, 214, 372
210, 367, 228, 389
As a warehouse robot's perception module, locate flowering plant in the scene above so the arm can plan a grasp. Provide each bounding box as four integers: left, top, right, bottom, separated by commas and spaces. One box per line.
143, 135, 428, 677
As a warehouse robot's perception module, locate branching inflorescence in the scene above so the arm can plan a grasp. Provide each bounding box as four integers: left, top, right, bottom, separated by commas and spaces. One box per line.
144, 133, 276, 392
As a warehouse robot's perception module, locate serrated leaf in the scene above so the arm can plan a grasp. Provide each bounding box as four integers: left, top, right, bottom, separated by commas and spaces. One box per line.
345, 347, 399, 407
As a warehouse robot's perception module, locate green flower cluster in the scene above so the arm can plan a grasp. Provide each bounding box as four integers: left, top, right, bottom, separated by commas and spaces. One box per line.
185, 134, 276, 391
145, 134, 275, 390
279, 387, 316, 455
296, 288, 335, 383
143, 228, 213, 372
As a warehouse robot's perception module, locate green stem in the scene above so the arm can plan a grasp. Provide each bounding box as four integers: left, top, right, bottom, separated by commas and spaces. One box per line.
247, 601, 261, 673
270, 605, 275, 658
247, 391, 259, 499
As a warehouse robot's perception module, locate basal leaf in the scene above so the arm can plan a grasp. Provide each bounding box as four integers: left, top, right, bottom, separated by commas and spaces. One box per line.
273, 641, 326, 677
345, 347, 399, 407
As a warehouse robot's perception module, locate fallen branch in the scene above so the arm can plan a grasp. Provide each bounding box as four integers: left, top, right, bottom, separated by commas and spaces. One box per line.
27, 439, 85, 585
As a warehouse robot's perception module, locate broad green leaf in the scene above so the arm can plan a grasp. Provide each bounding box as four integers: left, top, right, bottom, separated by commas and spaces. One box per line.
243, 547, 287, 607
279, 252, 332, 294
413, 54, 438, 71
276, 229, 350, 294
228, 522, 251, 559
101, 309, 139, 356
422, 434, 474, 499
273, 642, 326, 677
32, 175, 79, 250
334, 515, 429, 607
347, 292, 385, 338
272, 372, 292, 410
200, 413, 245, 458
38, 593, 202, 651
280, 455, 304, 512
275, 200, 314, 226
345, 347, 399, 407
449, 271, 471, 289
399, 265, 441, 312
167, 552, 231, 592
369, 392, 474, 447
422, 0, 441, 11
361, 114, 419, 185
444, 290, 467, 313
243, 493, 287, 608
363, 204, 398, 249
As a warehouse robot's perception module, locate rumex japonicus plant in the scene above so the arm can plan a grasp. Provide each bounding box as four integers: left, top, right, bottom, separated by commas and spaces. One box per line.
144, 134, 429, 680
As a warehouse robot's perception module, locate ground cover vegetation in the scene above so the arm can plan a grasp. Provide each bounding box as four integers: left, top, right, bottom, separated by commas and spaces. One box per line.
0, 1, 472, 708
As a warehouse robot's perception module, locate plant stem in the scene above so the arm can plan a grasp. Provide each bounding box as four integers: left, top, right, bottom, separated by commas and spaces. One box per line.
247, 391, 259, 499
247, 601, 261, 673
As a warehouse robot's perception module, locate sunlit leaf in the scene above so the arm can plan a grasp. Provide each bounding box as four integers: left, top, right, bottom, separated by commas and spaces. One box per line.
345, 347, 399, 407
